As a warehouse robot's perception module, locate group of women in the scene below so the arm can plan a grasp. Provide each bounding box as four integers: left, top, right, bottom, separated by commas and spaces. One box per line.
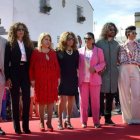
3, 22, 140, 135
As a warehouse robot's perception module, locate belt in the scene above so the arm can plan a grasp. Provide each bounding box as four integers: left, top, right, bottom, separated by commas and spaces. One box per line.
20, 62, 27, 66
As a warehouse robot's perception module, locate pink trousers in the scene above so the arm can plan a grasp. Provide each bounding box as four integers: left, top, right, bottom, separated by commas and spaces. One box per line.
79, 82, 100, 124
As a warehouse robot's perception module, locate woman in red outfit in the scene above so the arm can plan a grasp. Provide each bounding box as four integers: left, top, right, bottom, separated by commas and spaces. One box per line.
29, 33, 60, 132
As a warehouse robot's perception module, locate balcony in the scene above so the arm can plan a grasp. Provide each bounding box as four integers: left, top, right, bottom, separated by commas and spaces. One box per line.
42, 5, 52, 14
78, 16, 86, 23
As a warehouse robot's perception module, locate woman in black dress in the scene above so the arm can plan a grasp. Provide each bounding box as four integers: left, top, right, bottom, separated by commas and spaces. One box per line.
56, 32, 79, 130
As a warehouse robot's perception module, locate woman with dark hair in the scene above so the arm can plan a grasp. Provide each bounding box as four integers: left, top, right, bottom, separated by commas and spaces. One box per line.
56, 32, 79, 130
78, 32, 105, 128
118, 26, 140, 124
4, 22, 33, 134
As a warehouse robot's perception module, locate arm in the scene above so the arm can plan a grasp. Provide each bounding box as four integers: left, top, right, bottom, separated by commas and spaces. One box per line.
4, 42, 12, 88
54, 52, 60, 79
94, 48, 106, 73
29, 51, 36, 87
76, 50, 79, 69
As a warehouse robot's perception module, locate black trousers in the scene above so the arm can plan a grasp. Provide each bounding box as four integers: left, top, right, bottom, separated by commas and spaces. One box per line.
10, 64, 30, 131
100, 92, 114, 121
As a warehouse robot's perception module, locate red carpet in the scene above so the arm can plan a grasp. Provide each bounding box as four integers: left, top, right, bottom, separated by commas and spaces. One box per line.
0, 115, 140, 140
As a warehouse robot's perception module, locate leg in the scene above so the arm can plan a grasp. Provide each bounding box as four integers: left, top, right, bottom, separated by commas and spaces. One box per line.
100, 92, 105, 116
130, 67, 140, 122
79, 82, 89, 125
90, 85, 100, 125
29, 97, 34, 119
57, 96, 66, 129
75, 91, 79, 110
20, 65, 31, 133
10, 86, 21, 133
104, 93, 114, 122
66, 96, 74, 118
0, 82, 6, 135
0, 83, 5, 115
64, 96, 75, 129
39, 104, 45, 131
34, 100, 39, 117
46, 103, 54, 131
118, 65, 131, 123
21, 83, 30, 133
1, 99, 7, 120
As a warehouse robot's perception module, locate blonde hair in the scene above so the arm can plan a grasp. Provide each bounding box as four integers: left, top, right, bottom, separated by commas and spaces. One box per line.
37, 32, 53, 51
56, 31, 77, 51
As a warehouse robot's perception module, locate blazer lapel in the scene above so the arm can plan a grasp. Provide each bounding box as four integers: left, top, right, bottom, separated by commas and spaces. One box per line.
15, 42, 22, 60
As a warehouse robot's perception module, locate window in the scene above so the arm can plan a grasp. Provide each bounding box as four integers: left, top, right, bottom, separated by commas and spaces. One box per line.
77, 6, 86, 23
40, 0, 52, 14
62, 0, 66, 8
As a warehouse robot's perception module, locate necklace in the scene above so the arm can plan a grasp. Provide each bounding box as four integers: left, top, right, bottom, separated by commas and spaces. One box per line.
41, 48, 50, 60
66, 50, 73, 55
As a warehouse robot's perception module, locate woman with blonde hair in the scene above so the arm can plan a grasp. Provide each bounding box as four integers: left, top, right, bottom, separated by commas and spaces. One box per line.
29, 33, 60, 132
56, 32, 79, 130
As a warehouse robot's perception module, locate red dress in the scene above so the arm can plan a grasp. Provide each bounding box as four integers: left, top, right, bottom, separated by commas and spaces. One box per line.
29, 49, 60, 104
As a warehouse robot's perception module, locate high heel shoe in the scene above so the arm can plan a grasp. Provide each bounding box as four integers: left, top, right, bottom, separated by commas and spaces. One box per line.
46, 122, 53, 132
82, 123, 87, 128
64, 120, 73, 129
40, 123, 45, 132
58, 123, 63, 130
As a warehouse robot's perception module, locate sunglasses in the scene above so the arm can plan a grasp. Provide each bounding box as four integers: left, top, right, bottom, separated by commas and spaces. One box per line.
109, 29, 115, 32
17, 28, 25, 31
84, 38, 92, 41
67, 37, 74, 41
131, 31, 137, 35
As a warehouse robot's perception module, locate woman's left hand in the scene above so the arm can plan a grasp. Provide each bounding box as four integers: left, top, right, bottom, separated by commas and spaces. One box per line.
89, 67, 96, 74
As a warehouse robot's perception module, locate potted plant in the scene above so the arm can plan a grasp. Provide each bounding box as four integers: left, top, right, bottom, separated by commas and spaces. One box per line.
78, 16, 86, 22
43, 5, 52, 13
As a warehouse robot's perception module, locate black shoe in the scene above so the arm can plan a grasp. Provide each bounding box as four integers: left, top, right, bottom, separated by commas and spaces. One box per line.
94, 124, 101, 128
15, 129, 22, 134
23, 129, 31, 134
0, 128, 6, 135
105, 120, 115, 126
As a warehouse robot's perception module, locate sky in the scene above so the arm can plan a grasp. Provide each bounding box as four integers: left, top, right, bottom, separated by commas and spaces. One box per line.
88, 0, 140, 39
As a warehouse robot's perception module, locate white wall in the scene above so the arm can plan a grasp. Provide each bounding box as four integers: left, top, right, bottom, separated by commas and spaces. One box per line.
0, 0, 93, 47
0, 1, 13, 33
137, 27, 140, 39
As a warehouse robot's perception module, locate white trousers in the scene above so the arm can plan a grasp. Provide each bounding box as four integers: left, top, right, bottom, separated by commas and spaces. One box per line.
118, 64, 140, 124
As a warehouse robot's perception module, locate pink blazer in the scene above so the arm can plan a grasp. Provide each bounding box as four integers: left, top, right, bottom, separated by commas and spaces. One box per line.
78, 45, 106, 86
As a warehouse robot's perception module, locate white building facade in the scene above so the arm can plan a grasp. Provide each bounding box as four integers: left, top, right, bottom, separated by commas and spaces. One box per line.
135, 12, 140, 40
0, 0, 93, 47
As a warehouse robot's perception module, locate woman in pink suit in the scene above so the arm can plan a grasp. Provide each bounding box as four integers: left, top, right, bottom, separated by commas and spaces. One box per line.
78, 32, 105, 128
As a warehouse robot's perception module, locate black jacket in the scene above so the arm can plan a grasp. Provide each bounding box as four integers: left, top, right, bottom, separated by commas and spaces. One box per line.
4, 41, 33, 81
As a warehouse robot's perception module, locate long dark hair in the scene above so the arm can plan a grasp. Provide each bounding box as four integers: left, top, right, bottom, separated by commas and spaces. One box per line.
8, 22, 33, 48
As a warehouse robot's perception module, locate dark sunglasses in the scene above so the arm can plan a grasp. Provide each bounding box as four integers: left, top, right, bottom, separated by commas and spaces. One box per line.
131, 31, 137, 35
84, 37, 92, 41
67, 37, 74, 41
109, 29, 115, 32
17, 28, 25, 31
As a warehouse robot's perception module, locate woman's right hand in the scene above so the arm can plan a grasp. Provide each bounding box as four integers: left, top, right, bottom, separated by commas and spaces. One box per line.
31, 81, 35, 88
6, 79, 12, 88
